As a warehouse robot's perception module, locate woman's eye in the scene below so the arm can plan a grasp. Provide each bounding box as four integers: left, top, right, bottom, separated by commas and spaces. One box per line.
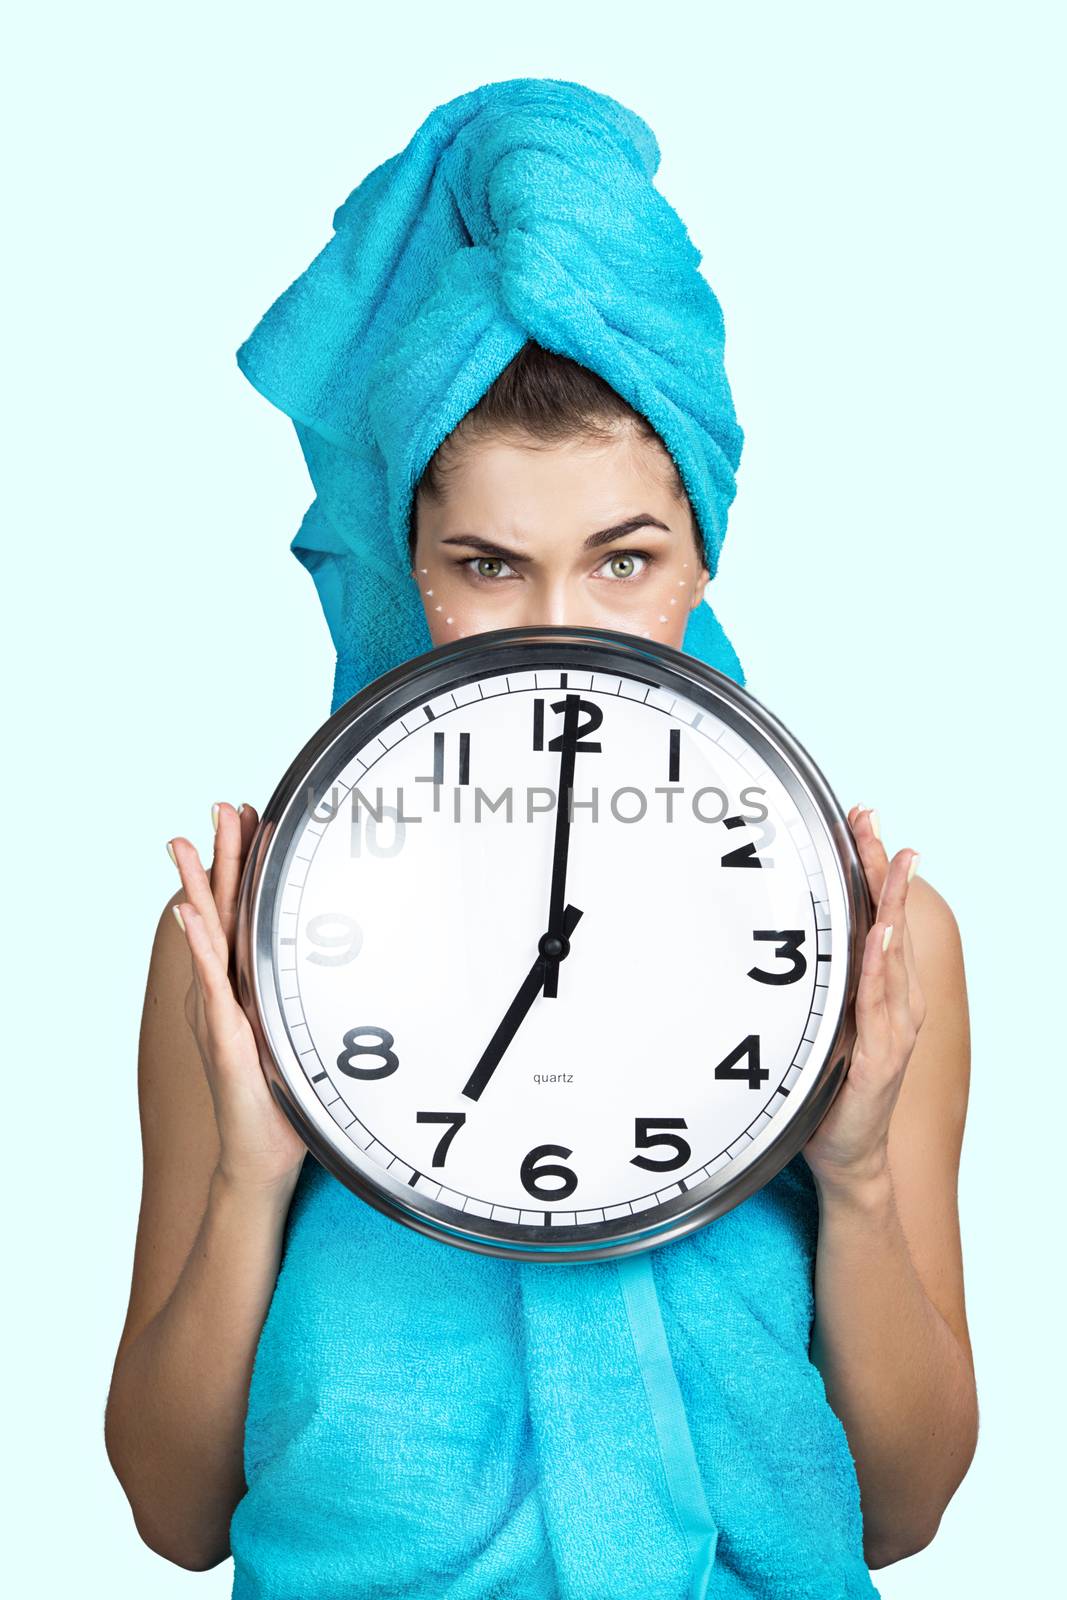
599, 551, 650, 581
462, 556, 516, 581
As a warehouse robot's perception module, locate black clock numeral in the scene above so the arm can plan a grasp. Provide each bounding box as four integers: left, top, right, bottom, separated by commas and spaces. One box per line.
305, 911, 363, 966
415, 728, 471, 786
720, 839, 763, 868
631, 1117, 691, 1172
532, 696, 603, 753
713, 1033, 768, 1091
520, 1143, 578, 1200
720, 813, 777, 869
748, 930, 807, 985
416, 1110, 466, 1167
336, 1025, 399, 1080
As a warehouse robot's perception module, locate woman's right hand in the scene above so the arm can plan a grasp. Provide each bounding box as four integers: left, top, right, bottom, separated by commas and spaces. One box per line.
168, 801, 308, 1195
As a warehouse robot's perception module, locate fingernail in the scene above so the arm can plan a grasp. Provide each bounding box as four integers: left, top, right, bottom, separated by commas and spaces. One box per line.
882, 923, 894, 953
167, 840, 178, 868
172, 904, 186, 934
211, 803, 220, 833
907, 852, 920, 882
868, 808, 881, 841
238, 803, 246, 817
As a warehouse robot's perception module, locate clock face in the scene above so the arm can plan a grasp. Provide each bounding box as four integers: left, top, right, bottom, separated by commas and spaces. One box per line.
239, 628, 867, 1261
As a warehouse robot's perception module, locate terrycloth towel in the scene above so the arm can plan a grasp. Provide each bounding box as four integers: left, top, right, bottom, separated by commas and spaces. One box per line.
235, 75, 745, 714
228, 77, 878, 1600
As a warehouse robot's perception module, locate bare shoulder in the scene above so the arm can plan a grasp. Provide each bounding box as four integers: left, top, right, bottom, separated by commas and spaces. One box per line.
885, 872, 973, 1361
905, 872, 964, 954
112, 889, 223, 1366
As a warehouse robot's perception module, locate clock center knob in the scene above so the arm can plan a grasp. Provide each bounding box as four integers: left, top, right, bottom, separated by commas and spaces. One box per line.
539, 931, 570, 962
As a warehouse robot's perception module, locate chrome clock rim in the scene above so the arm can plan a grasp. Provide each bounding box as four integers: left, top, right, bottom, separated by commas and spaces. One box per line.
235, 626, 872, 1262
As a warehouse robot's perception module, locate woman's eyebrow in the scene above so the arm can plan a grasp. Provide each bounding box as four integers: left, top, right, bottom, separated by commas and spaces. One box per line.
438, 515, 672, 563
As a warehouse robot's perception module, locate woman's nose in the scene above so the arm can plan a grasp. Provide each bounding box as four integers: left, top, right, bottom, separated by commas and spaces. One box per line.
516, 577, 586, 629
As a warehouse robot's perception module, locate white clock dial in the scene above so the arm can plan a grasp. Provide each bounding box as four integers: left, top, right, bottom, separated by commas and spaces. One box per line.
238, 631, 866, 1262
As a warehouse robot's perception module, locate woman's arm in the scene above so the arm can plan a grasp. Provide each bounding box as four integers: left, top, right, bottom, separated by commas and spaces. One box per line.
106, 807, 306, 1570
806, 814, 977, 1568
107, 1145, 298, 1569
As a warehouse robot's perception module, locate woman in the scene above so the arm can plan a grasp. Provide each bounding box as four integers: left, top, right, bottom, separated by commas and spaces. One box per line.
105, 81, 977, 1598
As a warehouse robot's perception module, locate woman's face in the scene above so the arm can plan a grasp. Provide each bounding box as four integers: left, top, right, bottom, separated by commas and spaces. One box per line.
410, 427, 710, 646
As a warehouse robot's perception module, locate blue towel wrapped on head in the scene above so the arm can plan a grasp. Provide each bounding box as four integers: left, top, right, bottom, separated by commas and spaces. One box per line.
229, 77, 879, 1599
235, 74, 745, 714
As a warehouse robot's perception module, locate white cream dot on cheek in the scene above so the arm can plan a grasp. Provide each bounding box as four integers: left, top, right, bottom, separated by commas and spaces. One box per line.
658, 615, 668, 623
446, 616, 453, 624
435, 604, 442, 611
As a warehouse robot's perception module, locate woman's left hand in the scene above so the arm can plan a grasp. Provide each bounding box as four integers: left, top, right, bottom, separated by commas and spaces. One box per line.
801, 807, 927, 1191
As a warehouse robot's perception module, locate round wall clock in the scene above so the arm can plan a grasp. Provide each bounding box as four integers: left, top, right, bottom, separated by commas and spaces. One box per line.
235, 625, 872, 1263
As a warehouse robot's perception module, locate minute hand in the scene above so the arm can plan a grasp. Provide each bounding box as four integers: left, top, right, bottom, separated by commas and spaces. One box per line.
543, 693, 580, 999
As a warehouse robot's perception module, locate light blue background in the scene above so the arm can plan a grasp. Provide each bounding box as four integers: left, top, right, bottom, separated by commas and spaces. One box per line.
7, 2, 1062, 1593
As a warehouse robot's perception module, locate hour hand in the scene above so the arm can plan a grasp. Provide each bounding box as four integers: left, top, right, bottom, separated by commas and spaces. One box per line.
461, 903, 583, 1103
541, 900, 583, 1000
